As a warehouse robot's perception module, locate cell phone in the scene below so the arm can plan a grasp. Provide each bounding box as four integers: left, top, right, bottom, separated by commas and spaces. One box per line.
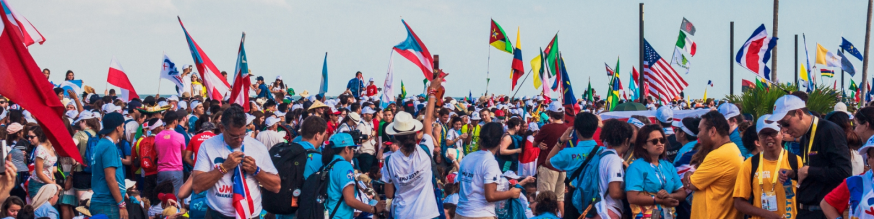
0, 140, 6, 175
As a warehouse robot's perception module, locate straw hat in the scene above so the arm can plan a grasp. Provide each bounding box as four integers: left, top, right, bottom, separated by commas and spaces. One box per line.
299, 90, 311, 98
385, 111, 424, 135
308, 100, 328, 112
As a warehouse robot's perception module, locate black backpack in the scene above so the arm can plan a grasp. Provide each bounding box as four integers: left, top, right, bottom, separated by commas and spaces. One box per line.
261, 142, 320, 215
297, 159, 343, 219
746, 152, 799, 206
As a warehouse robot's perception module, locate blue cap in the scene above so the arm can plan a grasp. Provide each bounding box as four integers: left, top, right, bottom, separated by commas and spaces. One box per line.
329, 133, 357, 148
98, 112, 124, 135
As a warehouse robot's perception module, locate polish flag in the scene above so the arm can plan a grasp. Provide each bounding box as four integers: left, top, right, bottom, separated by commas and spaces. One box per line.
107, 57, 139, 102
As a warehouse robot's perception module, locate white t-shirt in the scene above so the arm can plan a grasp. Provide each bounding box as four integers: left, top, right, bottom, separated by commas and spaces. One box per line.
444, 193, 459, 205
851, 149, 865, 175
255, 130, 286, 150
193, 134, 279, 217
446, 128, 463, 151
419, 134, 436, 157
596, 148, 625, 218
381, 134, 439, 219
456, 150, 502, 217
358, 120, 375, 155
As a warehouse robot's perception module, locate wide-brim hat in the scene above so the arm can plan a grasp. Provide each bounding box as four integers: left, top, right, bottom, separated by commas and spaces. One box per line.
386, 111, 424, 135
75, 206, 92, 216
137, 104, 170, 114
308, 100, 328, 111
300, 90, 311, 98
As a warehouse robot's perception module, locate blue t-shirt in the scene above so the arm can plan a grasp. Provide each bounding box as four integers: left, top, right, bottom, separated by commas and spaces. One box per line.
298, 140, 323, 180
730, 127, 751, 159
188, 191, 208, 219
549, 140, 600, 187
326, 155, 355, 219
673, 140, 698, 164
175, 125, 191, 147
258, 83, 272, 99
346, 78, 363, 99
188, 115, 199, 135
530, 212, 560, 219
91, 138, 126, 205
34, 202, 59, 219
625, 158, 683, 194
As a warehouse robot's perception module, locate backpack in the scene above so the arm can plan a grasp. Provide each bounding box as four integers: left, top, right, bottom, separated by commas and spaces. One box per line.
261, 142, 320, 215
747, 152, 799, 204
81, 131, 101, 173
297, 159, 343, 219
137, 136, 158, 174
385, 144, 446, 219
565, 145, 609, 217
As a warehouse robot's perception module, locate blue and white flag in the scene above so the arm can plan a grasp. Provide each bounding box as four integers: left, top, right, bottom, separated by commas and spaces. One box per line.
160, 53, 189, 96
839, 50, 857, 76
59, 80, 82, 98
842, 37, 864, 61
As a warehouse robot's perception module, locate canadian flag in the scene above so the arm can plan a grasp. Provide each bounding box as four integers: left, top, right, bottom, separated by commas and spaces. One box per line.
107, 57, 139, 102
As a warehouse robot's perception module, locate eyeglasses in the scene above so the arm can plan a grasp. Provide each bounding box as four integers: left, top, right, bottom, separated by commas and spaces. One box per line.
648, 138, 666, 145
26, 135, 37, 139
777, 118, 791, 128
0, 101, 6, 104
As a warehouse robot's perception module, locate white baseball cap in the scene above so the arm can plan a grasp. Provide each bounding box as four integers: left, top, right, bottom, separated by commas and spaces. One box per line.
834, 102, 854, 119
369, 77, 374, 82
246, 114, 255, 125
362, 107, 376, 115
768, 95, 806, 122
718, 103, 740, 118
655, 106, 673, 123
471, 112, 482, 120
265, 116, 281, 127
861, 136, 874, 161
756, 114, 781, 134
168, 95, 179, 102
276, 75, 283, 80
547, 102, 564, 113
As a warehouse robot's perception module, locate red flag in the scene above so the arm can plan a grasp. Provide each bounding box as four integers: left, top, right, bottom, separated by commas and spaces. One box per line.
229, 33, 251, 112
834, 81, 837, 90
0, 2, 81, 163
107, 57, 139, 102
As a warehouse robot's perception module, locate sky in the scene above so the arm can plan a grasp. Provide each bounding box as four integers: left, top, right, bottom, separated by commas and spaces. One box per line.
11, 0, 874, 100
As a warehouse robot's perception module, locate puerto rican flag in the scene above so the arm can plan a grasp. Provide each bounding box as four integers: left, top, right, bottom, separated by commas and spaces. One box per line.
229, 33, 251, 112
178, 16, 231, 101
232, 165, 255, 219
107, 57, 139, 102
393, 20, 443, 80
736, 24, 778, 81
1, 0, 44, 47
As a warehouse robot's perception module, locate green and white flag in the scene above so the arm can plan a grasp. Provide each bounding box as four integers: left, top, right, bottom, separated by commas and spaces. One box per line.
672, 47, 691, 70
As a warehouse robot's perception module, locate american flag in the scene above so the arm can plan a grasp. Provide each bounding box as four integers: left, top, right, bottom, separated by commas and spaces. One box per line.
643, 40, 688, 104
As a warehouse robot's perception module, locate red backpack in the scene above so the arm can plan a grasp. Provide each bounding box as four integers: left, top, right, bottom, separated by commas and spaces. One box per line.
137, 136, 158, 174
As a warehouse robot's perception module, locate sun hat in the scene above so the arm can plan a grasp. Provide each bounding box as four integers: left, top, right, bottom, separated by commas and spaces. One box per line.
329, 133, 357, 148
768, 95, 806, 122
756, 114, 781, 134
97, 112, 124, 135
299, 90, 311, 98
655, 106, 673, 123
308, 100, 328, 112
265, 116, 281, 127
717, 102, 740, 119
385, 111, 424, 135
834, 102, 854, 119
347, 112, 361, 123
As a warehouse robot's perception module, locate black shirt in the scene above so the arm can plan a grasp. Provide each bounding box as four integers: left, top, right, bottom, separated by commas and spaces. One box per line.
796, 118, 852, 205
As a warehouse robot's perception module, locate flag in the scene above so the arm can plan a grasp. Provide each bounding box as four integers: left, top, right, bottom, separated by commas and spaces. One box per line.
468, 90, 473, 103
107, 57, 139, 102
584, 79, 594, 102
530, 53, 542, 88
614, 58, 621, 89
510, 27, 524, 90
803, 34, 812, 75
672, 47, 691, 70
643, 39, 688, 105
178, 16, 231, 101
0, 2, 81, 163
707, 80, 713, 87
605, 63, 615, 76
59, 80, 82, 99
816, 43, 842, 67
320, 52, 328, 95
232, 163, 255, 219
676, 31, 697, 56
560, 56, 576, 106
756, 77, 770, 90
400, 80, 407, 99
703, 88, 708, 100
543, 34, 559, 76
393, 20, 439, 80
160, 53, 188, 96
229, 33, 251, 113
629, 67, 639, 101
736, 24, 778, 81
489, 19, 513, 54
838, 50, 856, 76
0, 0, 44, 47
842, 37, 864, 61
742, 79, 755, 92
821, 69, 835, 78
800, 63, 812, 91
381, 51, 395, 107
851, 79, 860, 102
538, 49, 553, 100
680, 17, 696, 35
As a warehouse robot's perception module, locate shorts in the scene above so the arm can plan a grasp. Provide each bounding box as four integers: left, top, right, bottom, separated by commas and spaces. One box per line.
72, 171, 92, 190
60, 189, 78, 206
157, 171, 184, 195
536, 166, 566, 200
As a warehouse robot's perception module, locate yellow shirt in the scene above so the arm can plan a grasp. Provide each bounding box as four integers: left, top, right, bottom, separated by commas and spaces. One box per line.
732, 151, 801, 219
690, 142, 744, 219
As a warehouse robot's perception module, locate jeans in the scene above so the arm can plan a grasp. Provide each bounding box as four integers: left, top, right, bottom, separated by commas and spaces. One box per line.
157, 170, 183, 195
90, 203, 120, 218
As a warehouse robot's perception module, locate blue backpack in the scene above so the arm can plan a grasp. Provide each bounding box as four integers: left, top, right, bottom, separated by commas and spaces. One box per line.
82, 131, 100, 173
565, 145, 612, 217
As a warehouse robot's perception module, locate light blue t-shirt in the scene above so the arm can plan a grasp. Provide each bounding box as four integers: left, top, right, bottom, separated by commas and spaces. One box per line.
730, 127, 752, 159
530, 212, 560, 219
549, 140, 600, 187
673, 140, 698, 165
326, 155, 355, 219
91, 138, 126, 205
625, 158, 682, 194
298, 140, 323, 180
34, 202, 59, 219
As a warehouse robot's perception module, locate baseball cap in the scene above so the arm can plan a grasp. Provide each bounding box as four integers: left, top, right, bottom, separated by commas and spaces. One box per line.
834, 102, 854, 119
276, 75, 283, 80
265, 116, 281, 127
655, 106, 673, 123
329, 133, 357, 148
98, 112, 124, 135
362, 107, 376, 115
756, 114, 781, 134
547, 102, 564, 113
717, 103, 740, 118
127, 101, 142, 112
768, 95, 806, 122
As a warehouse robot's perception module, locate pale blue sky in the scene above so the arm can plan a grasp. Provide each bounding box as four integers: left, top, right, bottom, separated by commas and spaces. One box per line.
13, 0, 873, 99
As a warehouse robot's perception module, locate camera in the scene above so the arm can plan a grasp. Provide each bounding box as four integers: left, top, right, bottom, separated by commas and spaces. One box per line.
344, 130, 368, 145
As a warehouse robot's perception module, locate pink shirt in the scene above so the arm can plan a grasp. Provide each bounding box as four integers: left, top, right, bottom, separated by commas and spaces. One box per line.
155, 130, 185, 172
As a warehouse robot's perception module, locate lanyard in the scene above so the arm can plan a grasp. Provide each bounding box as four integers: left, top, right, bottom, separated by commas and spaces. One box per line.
804, 117, 819, 164
650, 162, 667, 190
757, 149, 785, 192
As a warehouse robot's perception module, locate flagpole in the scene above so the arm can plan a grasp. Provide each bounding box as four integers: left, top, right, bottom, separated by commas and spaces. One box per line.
486, 43, 491, 96
638, 3, 645, 103
511, 69, 533, 100
863, 0, 873, 106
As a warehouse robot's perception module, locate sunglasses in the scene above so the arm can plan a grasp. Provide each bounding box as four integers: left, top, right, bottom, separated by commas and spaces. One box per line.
647, 138, 666, 145
0, 101, 6, 104
26, 135, 37, 139
777, 118, 791, 128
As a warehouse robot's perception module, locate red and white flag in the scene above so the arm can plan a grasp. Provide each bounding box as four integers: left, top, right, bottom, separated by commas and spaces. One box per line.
107, 57, 139, 102
643, 39, 687, 104
1, 0, 44, 47
229, 33, 251, 112
178, 16, 231, 101
0, 0, 80, 163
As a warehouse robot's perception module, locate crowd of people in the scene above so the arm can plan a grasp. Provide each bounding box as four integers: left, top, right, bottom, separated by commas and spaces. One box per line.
0, 69, 866, 219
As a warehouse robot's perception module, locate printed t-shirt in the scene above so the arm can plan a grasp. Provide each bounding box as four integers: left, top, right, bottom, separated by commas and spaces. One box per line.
380, 141, 439, 218
326, 155, 355, 219
456, 150, 502, 217
625, 158, 684, 218
732, 151, 801, 219
186, 131, 216, 165
155, 130, 185, 172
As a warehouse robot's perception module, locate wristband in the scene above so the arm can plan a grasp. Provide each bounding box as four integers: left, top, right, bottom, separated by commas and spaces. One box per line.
254, 166, 262, 176
118, 201, 126, 209
651, 195, 656, 205
215, 164, 227, 174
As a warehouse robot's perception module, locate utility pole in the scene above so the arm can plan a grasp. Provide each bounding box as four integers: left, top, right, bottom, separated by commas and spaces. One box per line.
639, 3, 645, 103
863, 0, 873, 106
772, 0, 779, 81
730, 22, 735, 95
795, 35, 798, 87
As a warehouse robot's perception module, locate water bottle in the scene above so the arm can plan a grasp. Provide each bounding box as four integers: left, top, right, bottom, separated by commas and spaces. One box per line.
781, 170, 795, 199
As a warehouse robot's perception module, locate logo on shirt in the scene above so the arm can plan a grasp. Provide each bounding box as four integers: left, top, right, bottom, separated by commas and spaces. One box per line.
571, 153, 587, 160
214, 157, 225, 164
347, 170, 354, 180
